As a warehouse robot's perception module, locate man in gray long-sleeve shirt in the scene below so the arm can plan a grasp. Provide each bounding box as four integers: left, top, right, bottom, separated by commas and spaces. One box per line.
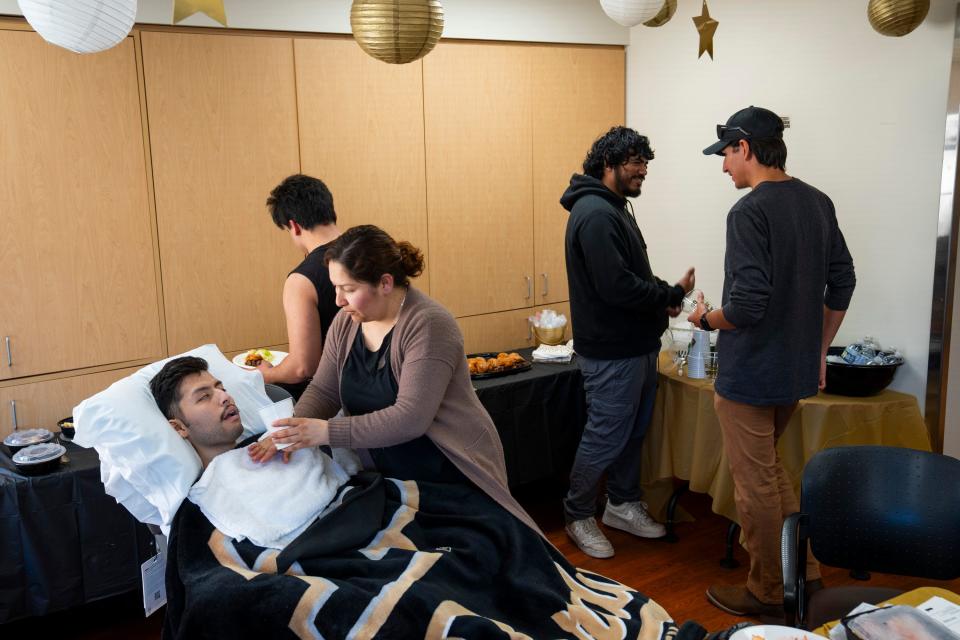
688, 106, 856, 618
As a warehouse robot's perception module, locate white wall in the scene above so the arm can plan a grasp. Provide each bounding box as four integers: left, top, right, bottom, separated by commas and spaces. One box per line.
944, 61, 960, 459
0, 0, 629, 45
626, 0, 955, 417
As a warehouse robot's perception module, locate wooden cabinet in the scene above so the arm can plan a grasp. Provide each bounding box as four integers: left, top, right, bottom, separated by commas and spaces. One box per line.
532, 45, 625, 305
141, 31, 302, 355
458, 301, 573, 355
0, 30, 163, 380
0, 22, 621, 391
458, 309, 535, 356
423, 41, 534, 317
0, 367, 140, 439
295, 37, 431, 293
426, 42, 621, 351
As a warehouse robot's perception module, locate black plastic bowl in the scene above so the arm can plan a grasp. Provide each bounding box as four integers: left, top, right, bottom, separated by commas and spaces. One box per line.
57, 416, 75, 440
2, 429, 54, 455
14, 455, 62, 476
12, 443, 65, 476
824, 346, 901, 397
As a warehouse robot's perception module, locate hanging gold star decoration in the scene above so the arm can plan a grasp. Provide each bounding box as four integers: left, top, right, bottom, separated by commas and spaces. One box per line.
173, 0, 228, 27
691, 0, 718, 59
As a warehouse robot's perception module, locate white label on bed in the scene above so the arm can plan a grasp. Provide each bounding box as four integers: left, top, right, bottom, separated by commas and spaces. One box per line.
141, 550, 167, 617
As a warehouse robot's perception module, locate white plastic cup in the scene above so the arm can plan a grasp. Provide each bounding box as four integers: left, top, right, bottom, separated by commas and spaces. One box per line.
689, 329, 711, 359
257, 398, 294, 450
687, 353, 707, 379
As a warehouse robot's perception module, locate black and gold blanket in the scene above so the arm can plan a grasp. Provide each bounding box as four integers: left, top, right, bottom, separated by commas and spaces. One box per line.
163, 472, 688, 640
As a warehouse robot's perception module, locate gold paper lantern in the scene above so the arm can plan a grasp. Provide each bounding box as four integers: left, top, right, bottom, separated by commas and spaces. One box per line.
644, 0, 677, 28
867, 0, 930, 37
351, 0, 444, 64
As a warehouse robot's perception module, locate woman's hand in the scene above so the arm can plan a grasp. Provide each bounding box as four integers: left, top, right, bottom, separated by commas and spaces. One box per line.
247, 436, 291, 464
270, 417, 329, 452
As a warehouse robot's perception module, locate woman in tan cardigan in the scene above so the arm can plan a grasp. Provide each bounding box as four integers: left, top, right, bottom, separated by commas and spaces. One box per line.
264, 224, 539, 534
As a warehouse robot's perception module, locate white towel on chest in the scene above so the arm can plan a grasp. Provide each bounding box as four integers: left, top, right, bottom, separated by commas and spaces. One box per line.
188, 446, 359, 549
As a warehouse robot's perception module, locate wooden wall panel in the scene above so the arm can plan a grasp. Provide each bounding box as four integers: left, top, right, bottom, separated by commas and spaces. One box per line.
532, 45, 625, 305
458, 308, 536, 355
0, 31, 162, 380
295, 37, 430, 293
424, 41, 534, 317
1, 367, 140, 439
142, 31, 302, 355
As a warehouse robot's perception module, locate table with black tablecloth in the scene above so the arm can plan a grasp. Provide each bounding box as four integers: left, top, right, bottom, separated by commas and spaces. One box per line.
0, 441, 156, 624
472, 348, 585, 487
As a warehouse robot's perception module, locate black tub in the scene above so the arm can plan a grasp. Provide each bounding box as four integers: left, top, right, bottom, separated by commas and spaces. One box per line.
824, 346, 902, 397
12, 442, 66, 476
57, 416, 75, 440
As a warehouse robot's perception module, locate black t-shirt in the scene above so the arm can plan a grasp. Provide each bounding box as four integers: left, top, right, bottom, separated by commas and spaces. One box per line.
289, 242, 340, 344
715, 179, 856, 406
341, 327, 469, 484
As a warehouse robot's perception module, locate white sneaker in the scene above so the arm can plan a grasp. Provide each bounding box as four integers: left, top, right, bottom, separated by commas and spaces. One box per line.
602, 500, 666, 539
564, 517, 615, 558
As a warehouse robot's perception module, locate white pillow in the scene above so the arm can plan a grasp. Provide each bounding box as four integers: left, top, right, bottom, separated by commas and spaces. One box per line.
74, 344, 272, 534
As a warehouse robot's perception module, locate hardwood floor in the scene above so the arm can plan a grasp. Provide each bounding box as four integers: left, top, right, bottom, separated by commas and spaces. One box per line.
520, 480, 960, 633
6, 481, 959, 638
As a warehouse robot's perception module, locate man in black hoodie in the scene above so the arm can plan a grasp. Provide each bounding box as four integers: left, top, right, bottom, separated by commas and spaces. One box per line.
561, 126, 695, 558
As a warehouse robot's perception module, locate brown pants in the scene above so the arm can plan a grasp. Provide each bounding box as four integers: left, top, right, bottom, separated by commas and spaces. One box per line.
714, 394, 821, 604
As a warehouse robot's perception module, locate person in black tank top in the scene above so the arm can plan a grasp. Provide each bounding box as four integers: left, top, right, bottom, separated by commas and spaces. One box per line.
258, 174, 342, 400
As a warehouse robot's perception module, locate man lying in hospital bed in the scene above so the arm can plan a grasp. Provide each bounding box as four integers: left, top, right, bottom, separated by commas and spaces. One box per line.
147, 354, 360, 549
74, 345, 743, 640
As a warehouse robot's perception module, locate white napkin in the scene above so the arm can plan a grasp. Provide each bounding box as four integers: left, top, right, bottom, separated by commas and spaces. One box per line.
188, 446, 355, 549
532, 342, 575, 363
258, 398, 295, 449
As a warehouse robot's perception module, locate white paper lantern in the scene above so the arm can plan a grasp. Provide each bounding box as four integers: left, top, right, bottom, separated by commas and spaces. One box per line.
599, 0, 665, 27
18, 0, 137, 54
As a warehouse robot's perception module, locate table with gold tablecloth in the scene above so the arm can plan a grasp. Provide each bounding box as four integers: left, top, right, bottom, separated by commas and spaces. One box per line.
813, 586, 960, 637
640, 354, 932, 525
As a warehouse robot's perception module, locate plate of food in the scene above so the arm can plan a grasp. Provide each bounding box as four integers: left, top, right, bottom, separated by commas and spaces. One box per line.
730, 625, 828, 640
467, 352, 532, 380
232, 348, 288, 370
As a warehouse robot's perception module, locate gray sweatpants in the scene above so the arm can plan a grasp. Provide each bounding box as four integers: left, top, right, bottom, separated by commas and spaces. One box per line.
563, 351, 658, 522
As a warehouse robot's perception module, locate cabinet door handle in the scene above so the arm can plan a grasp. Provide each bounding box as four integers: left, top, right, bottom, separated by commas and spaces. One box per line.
10, 400, 17, 431
4, 336, 10, 367
527, 319, 533, 342
524, 276, 532, 300
541, 273, 548, 298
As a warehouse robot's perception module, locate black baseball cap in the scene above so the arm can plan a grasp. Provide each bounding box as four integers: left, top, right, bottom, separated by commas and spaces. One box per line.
702, 106, 784, 156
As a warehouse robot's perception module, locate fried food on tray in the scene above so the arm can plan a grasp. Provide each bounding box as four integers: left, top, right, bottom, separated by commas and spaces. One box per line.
468, 357, 493, 375
467, 353, 527, 376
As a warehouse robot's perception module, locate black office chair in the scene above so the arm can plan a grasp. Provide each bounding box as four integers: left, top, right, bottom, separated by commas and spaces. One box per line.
781, 445, 960, 629
265, 383, 293, 403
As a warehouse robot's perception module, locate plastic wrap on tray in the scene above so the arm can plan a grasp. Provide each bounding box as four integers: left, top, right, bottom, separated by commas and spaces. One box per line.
843, 605, 959, 640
